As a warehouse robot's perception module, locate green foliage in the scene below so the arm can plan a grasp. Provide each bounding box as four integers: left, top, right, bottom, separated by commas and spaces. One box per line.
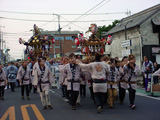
96, 20, 120, 38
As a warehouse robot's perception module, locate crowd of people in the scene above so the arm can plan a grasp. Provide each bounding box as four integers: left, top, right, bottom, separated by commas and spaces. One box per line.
0, 53, 160, 113
58, 53, 141, 113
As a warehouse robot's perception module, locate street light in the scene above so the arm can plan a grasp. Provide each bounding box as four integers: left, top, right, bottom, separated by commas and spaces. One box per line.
119, 19, 133, 40
124, 19, 133, 40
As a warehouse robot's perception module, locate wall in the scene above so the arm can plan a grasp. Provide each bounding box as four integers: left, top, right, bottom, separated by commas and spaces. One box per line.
105, 27, 142, 66
140, 11, 160, 45
49, 34, 78, 57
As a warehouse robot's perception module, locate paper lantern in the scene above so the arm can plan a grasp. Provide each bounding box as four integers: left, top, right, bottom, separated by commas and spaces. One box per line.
107, 35, 112, 45
79, 33, 84, 42
75, 38, 80, 46
52, 38, 55, 43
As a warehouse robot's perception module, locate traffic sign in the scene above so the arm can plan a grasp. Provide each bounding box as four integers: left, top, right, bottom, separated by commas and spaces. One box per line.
122, 49, 132, 56
121, 40, 132, 48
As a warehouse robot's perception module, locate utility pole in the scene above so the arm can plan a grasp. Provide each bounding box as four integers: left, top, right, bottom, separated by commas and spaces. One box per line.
1, 32, 3, 64
53, 14, 62, 57
0, 26, 5, 64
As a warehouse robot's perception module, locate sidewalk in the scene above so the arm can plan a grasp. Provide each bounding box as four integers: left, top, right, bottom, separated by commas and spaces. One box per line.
137, 76, 160, 97
137, 86, 160, 97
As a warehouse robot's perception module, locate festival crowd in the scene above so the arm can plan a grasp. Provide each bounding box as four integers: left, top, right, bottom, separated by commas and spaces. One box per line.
0, 53, 159, 113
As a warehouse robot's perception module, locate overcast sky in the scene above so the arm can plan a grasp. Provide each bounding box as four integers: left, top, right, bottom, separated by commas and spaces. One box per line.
0, 0, 160, 60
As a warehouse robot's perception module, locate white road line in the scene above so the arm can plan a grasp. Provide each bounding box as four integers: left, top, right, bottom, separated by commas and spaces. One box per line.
136, 92, 160, 101
50, 89, 160, 101
50, 89, 69, 102
125, 90, 160, 101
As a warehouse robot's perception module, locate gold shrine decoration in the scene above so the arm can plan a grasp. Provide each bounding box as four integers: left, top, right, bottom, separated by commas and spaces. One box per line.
80, 24, 106, 56
19, 24, 54, 59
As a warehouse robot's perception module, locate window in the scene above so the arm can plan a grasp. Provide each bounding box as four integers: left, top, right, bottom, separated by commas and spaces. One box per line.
65, 36, 74, 41
55, 46, 60, 48
72, 45, 77, 48
54, 36, 59, 40
60, 36, 64, 40
54, 36, 64, 40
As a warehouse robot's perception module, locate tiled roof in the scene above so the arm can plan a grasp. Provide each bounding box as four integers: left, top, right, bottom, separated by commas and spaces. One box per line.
103, 4, 160, 36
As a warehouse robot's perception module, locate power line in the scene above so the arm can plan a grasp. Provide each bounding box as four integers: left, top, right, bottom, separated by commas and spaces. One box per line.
63, 0, 106, 27
76, 0, 112, 21
49, 0, 112, 35
0, 10, 125, 16
39, 17, 58, 27
61, 16, 86, 30
61, 0, 112, 29
89, 0, 112, 15
0, 16, 117, 22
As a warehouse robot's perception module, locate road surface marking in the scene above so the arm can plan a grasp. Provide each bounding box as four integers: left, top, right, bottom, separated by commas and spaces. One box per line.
30, 104, 45, 120
0, 106, 15, 120
125, 90, 160, 101
51, 88, 160, 101
21, 104, 45, 120
136, 92, 160, 101
50, 89, 69, 102
21, 105, 30, 120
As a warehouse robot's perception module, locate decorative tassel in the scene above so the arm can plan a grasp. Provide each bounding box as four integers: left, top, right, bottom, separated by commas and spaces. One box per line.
95, 46, 97, 52
91, 45, 94, 52
98, 45, 101, 51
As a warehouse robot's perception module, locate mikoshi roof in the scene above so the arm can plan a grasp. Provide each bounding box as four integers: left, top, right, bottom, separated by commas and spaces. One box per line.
103, 4, 160, 36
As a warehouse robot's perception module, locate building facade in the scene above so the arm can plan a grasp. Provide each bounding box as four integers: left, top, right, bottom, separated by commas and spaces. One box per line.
41, 31, 80, 58
104, 4, 160, 66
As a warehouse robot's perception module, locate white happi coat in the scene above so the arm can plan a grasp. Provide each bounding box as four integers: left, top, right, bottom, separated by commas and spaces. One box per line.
107, 66, 119, 89
28, 62, 34, 83
79, 62, 109, 93
119, 66, 127, 89
32, 65, 54, 93
124, 64, 141, 90
0, 69, 6, 86
63, 63, 82, 91
32, 62, 39, 76
84, 71, 92, 88
59, 65, 68, 85
17, 66, 31, 85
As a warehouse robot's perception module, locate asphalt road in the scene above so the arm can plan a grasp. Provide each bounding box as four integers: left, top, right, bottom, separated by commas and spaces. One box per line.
0, 87, 160, 120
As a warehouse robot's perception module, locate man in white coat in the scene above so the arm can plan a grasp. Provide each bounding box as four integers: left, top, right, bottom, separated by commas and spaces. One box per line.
124, 55, 141, 109
77, 52, 109, 113
17, 60, 31, 100
63, 53, 82, 110
33, 58, 54, 110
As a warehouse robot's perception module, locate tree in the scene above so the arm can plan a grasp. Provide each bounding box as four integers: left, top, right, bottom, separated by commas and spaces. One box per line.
96, 20, 120, 39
